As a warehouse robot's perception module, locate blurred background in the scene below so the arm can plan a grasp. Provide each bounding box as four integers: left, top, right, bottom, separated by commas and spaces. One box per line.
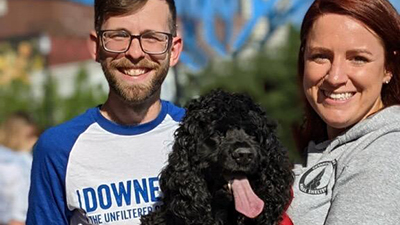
1, 0, 399, 161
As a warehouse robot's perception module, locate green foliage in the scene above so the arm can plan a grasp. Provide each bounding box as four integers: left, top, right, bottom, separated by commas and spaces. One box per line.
37, 70, 60, 128
59, 67, 107, 122
0, 66, 107, 131
180, 25, 303, 161
0, 80, 37, 122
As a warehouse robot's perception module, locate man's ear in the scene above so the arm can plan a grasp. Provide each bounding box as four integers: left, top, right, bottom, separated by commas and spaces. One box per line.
169, 34, 183, 67
88, 30, 100, 62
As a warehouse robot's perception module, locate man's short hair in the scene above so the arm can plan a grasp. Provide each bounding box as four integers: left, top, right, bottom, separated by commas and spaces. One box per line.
94, 0, 177, 36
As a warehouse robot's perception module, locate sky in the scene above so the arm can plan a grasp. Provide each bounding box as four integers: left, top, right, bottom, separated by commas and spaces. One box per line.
70, 0, 92, 5
392, 0, 400, 10
70, 0, 400, 12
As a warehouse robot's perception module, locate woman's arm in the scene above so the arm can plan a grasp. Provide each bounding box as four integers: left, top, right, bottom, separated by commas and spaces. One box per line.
325, 133, 400, 224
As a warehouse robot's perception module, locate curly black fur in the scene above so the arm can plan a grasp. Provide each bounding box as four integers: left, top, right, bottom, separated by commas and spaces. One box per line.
141, 90, 294, 225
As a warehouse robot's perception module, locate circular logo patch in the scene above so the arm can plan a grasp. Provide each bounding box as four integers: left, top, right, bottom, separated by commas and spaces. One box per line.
299, 160, 336, 195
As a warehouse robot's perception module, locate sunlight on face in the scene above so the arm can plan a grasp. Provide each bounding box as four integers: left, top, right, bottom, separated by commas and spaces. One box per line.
303, 14, 392, 139
99, 0, 173, 104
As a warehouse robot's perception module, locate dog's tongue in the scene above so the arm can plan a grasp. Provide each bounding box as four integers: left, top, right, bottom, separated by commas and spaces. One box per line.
231, 178, 264, 218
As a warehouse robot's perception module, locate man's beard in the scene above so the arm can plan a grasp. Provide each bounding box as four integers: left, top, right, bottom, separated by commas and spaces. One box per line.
101, 57, 170, 105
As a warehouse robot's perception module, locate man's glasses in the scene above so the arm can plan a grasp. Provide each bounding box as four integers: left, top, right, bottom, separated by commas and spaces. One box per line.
98, 30, 173, 55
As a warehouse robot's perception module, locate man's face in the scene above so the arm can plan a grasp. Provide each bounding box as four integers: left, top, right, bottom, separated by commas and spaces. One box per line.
95, 0, 181, 104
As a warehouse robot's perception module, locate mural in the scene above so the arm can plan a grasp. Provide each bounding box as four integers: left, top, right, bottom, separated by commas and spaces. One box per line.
175, 0, 311, 70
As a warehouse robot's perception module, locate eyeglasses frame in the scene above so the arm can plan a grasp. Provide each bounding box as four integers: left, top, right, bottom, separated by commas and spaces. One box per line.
97, 29, 174, 55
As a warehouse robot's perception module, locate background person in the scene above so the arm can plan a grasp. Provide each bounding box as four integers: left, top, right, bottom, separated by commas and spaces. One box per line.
288, 0, 400, 224
26, 0, 184, 224
0, 112, 39, 225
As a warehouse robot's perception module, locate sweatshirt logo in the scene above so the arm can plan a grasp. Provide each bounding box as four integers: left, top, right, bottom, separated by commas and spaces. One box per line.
74, 177, 162, 224
299, 160, 336, 195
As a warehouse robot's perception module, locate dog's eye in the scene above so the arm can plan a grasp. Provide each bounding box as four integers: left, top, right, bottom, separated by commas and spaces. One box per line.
197, 137, 218, 154
196, 138, 218, 160
204, 138, 218, 148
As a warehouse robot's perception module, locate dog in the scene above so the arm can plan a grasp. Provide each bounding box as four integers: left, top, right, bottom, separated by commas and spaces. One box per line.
141, 89, 294, 225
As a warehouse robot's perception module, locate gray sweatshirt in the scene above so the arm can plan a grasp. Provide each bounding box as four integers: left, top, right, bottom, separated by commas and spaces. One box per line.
287, 105, 400, 225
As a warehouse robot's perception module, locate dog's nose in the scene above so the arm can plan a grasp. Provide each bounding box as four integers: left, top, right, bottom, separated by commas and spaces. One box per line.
232, 147, 254, 165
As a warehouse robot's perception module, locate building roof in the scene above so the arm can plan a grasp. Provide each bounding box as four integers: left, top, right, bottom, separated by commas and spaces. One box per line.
0, 0, 93, 39
0, 0, 94, 66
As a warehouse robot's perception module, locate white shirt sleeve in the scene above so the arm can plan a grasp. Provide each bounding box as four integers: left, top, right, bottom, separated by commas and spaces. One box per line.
0, 162, 27, 223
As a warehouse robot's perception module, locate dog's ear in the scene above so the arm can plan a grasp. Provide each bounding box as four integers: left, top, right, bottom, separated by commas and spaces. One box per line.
246, 109, 294, 223
255, 124, 294, 225
158, 125, 214, 224
248, 110, 276, 145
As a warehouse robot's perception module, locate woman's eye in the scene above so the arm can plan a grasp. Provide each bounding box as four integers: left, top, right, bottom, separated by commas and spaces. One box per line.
351, 56, 369, 64
310, 54, 330, 63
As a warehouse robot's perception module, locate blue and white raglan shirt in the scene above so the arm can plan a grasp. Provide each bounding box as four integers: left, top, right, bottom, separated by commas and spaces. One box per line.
27, 100, 185, 225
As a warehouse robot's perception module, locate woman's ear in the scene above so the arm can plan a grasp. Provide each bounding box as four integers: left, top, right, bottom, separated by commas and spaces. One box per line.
169, 33, 183, 67
87, 30, 100, 62
383, 70, 393, 84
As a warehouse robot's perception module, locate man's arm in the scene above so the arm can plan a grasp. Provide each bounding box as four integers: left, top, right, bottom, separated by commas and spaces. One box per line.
26, 133, 70, 225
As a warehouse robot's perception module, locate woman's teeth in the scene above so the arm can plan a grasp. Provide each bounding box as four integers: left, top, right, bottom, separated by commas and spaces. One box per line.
324, 91, 354, 100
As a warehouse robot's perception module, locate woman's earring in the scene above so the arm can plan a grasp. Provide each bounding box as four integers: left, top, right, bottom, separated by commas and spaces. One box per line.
384, 71, 392, 84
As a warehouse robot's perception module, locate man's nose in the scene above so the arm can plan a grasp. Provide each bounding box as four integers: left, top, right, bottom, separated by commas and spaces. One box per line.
125, 38, 145, 59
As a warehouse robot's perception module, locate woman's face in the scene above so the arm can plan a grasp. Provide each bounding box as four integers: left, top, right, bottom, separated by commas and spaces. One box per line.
303, 13, 392, 139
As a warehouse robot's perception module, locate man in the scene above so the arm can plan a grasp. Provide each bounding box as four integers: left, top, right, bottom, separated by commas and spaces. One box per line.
27, 0, 184, 224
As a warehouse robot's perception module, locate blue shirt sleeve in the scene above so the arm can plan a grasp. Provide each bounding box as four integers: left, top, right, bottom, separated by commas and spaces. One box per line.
27, 109, 96, 225
27, 131, 71, 225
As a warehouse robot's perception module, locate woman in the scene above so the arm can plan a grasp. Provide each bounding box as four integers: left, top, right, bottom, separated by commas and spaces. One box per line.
0, 112, 39, 225
288, 0, 400, 224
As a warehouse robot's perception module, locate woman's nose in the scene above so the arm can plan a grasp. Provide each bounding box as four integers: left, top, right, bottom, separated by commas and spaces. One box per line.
325, 58, 348, 86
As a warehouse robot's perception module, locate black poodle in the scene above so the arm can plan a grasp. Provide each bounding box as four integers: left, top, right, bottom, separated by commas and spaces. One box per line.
141, 90, 294, 225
